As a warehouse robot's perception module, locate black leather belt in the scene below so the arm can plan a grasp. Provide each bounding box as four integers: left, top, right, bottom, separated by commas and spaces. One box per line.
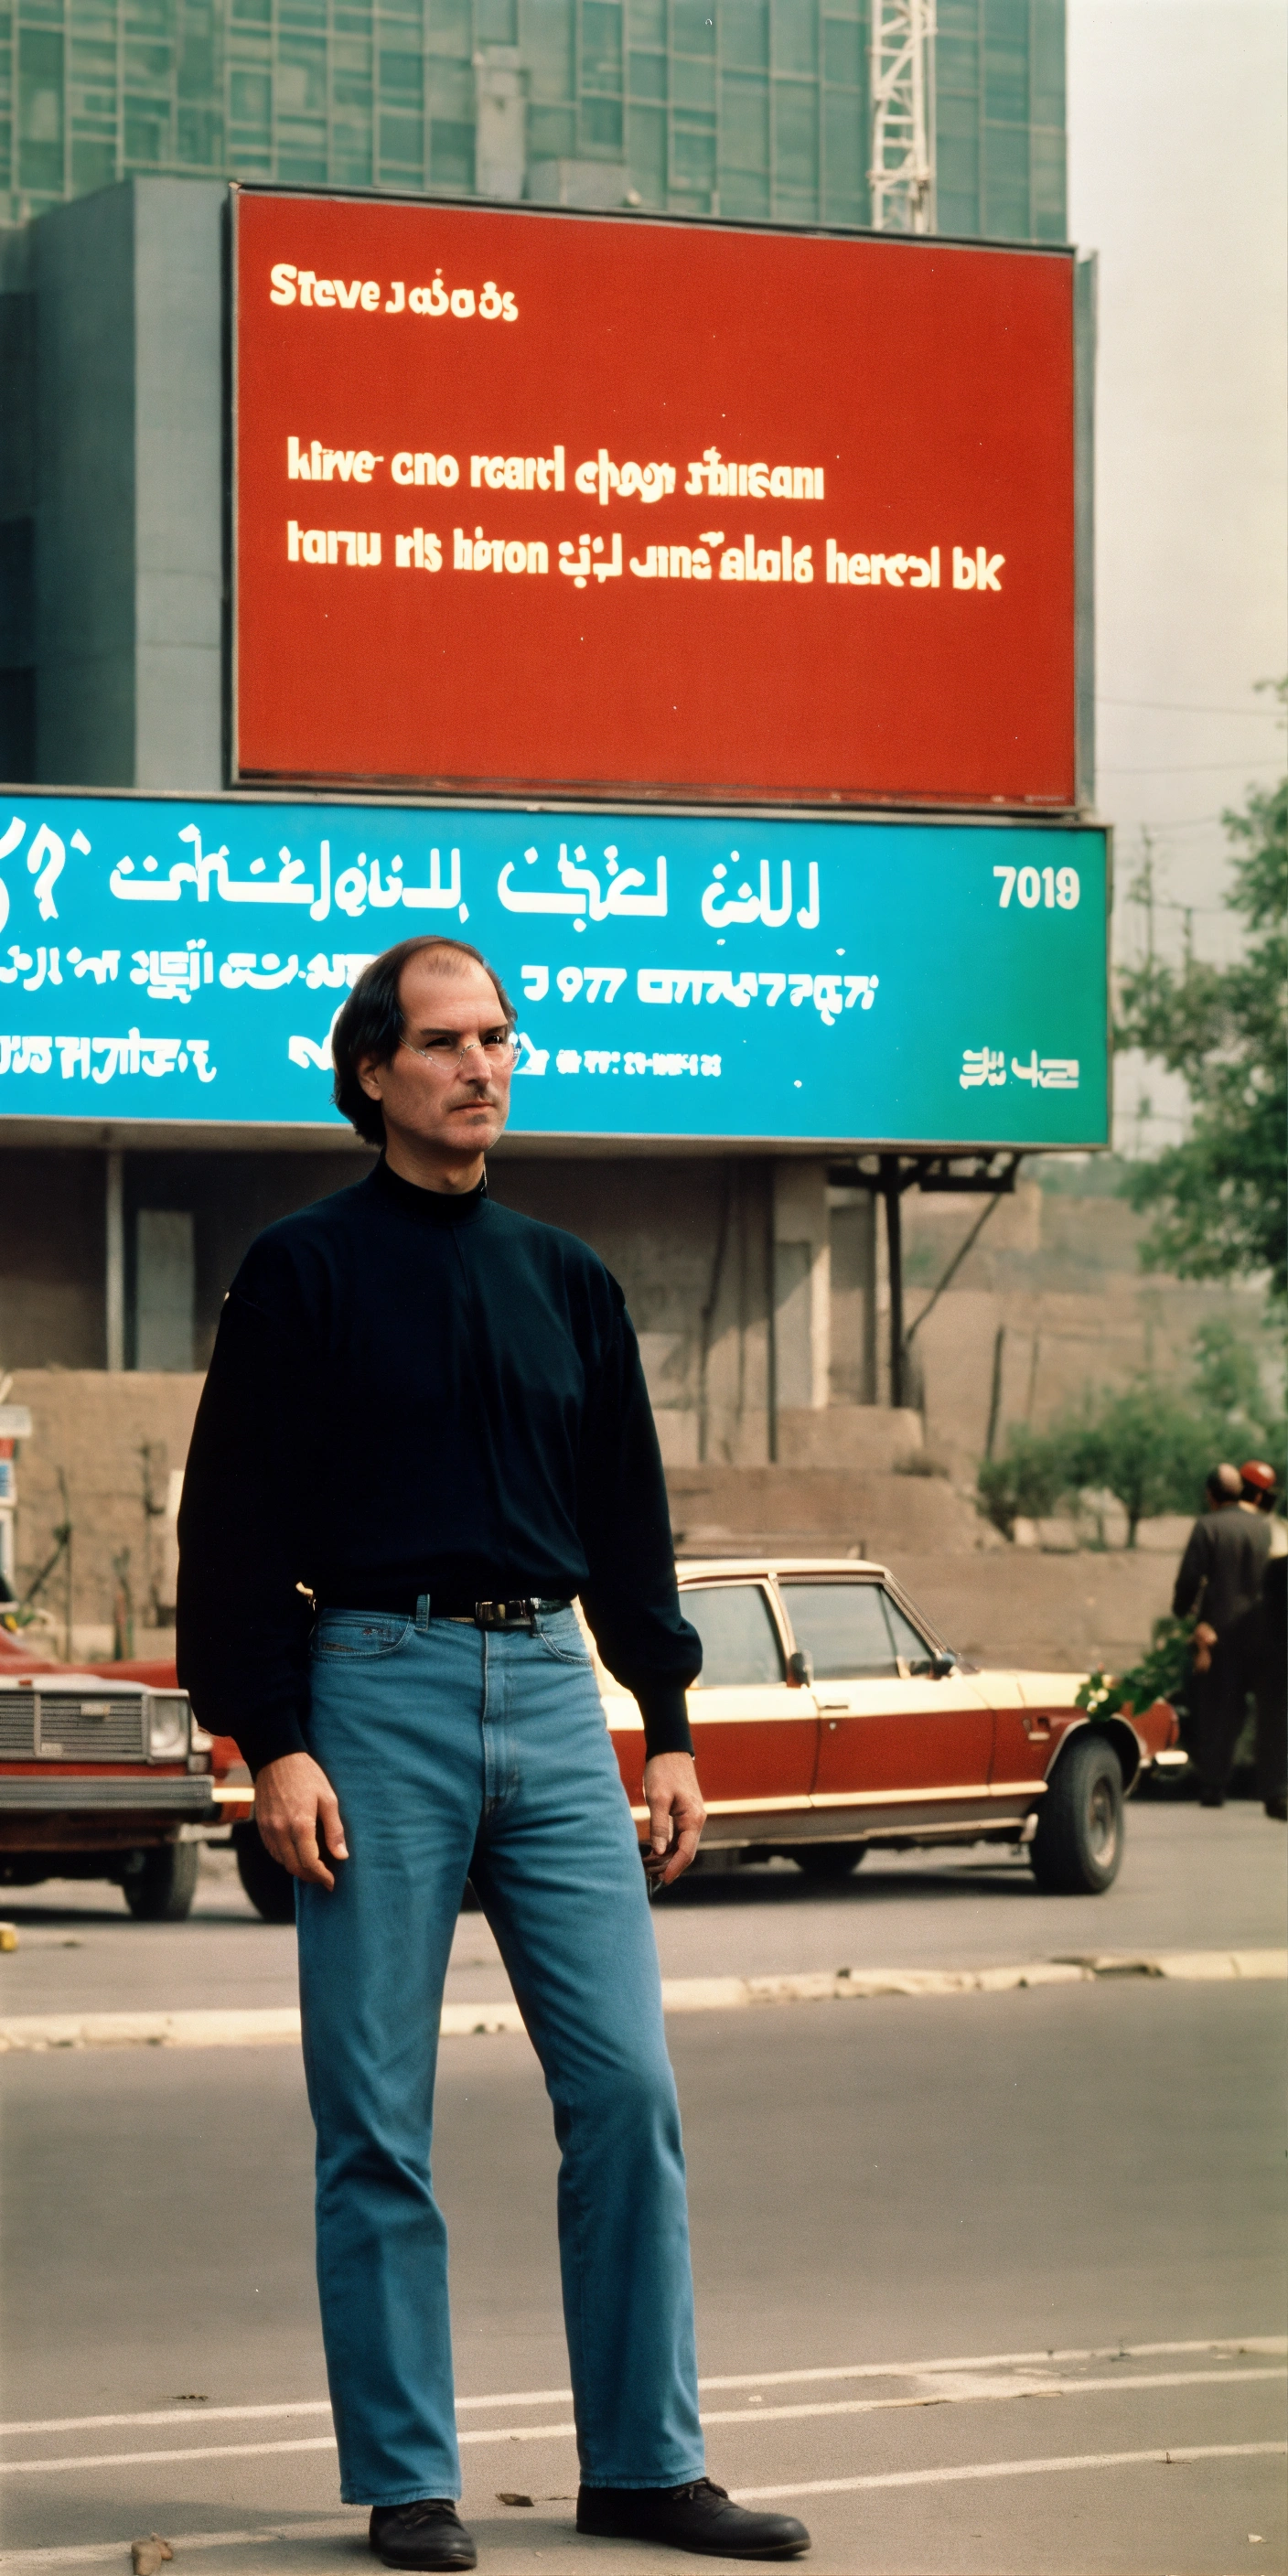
325, 1594, 573, 1630
445, 1595, 572, 1631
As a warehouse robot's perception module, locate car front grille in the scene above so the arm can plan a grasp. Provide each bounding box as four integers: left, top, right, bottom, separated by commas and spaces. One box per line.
0, 1692, 37, 1755
0, 1691, 147, 1760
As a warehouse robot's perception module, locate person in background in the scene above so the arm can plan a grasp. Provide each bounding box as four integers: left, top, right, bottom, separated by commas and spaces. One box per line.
1221, 1550, 1287, 1822
1240, 1458, 1288, 1557
1172, 1464, 1271, 1808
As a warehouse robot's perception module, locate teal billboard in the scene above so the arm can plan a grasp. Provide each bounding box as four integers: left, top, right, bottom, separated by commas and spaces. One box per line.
0, 796, 1108, 1147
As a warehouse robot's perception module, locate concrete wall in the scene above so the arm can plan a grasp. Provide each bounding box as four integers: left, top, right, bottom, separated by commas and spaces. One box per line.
6, 1366, 204, 1648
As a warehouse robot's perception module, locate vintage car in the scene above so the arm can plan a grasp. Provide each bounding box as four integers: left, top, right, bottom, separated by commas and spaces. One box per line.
0, 1626, 252, 1919
0, 1557, 1179, 1918
601, 1557, 1180, 1897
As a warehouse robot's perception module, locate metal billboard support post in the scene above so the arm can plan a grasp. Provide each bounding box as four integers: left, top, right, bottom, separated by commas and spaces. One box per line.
880, 1157, 906, 1410
833, 1153, 1024, 1417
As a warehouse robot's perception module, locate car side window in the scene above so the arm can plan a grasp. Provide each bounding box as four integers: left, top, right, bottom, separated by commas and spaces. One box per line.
778, 1582, 898, 1679
881, 1591, 935, 1676
682, 1584, 785, 1688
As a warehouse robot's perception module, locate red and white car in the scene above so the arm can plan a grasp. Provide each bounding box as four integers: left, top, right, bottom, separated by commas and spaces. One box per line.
603, 1558, 1179, 1896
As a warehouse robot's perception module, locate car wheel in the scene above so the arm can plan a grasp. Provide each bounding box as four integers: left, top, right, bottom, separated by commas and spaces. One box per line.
232, 1821, 298, 1925
1029, 1733, 1124, 1894
122, 1841, 199, 1922
791, 1843, 866, 1883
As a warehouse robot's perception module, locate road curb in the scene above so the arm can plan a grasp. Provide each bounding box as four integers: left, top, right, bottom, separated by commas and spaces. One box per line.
0, 1950, 1282, 2051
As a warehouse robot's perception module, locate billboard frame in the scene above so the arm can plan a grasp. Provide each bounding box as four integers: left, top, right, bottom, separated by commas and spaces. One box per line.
224, 183, 1094, 820
0, 783, 1112, 1158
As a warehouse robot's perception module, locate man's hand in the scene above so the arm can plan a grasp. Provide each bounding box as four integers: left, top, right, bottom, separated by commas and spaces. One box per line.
255, 1751, 349, 1890
642, 1751, 705, 1888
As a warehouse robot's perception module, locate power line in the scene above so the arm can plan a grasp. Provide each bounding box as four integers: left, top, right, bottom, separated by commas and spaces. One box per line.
1099, 759, 1283, 775
1097, 695, 1284, 718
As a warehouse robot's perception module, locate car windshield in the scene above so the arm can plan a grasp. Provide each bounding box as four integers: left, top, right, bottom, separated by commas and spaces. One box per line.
682, 1583, 785, 1687
778, 1581, 938, 1679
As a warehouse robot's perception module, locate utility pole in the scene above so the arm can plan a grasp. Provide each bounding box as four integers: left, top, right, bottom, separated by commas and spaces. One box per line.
869, 0, 937, 234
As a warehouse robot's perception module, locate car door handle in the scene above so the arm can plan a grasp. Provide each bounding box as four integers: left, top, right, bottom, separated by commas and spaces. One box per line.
1022, 1715, 1051, 1741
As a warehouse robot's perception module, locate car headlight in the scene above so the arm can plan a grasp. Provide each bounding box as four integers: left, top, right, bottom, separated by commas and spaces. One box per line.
146, 1695, 189, 1759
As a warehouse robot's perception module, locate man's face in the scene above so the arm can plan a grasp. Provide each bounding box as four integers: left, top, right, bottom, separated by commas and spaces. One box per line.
358, 956, 514, 1162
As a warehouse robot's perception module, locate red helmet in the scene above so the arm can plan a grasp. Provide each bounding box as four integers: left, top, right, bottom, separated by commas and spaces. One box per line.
1240, 1459, 1278, 1497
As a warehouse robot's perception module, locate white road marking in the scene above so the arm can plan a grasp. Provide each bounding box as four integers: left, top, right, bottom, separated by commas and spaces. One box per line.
700, 2367, 1286, 2426
0, 1949, 1282, 2051
3, 2365, 1281, 2478
733, 2441, 1288, 2502
3, 2339, 1281, 2442
2, 2445, 1284, 2571
0, 2388, 571, 2438
694, 2335, 1287, 2393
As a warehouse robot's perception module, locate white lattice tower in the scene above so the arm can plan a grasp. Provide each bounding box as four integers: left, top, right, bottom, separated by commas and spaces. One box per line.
869, 0, 937, 233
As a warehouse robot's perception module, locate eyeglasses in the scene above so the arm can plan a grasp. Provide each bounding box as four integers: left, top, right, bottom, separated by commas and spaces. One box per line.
399, 1029, 520, 1073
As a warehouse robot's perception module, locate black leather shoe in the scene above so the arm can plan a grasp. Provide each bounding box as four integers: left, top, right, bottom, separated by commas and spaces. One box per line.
369, 2501, 477, 2571
1198, 1790, 1225, 1808
577, 2478, 810, 2559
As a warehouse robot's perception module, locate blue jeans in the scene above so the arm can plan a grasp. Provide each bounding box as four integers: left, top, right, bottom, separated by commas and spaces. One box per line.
296, 1603, 705, 2506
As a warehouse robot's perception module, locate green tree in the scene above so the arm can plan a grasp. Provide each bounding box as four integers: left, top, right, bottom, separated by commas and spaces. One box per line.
1068, 1382, 1211, 1547
1188, 1315, 1286, 1487
1116, 698, 1288, 1300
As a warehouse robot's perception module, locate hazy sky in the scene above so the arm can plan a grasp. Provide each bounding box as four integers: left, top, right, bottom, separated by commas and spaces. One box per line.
1068, 0, 1286, 933
1067, 0, 1286, 1146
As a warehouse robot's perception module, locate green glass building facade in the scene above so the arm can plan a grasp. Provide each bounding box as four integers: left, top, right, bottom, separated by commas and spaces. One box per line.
0, 0, 1065, 240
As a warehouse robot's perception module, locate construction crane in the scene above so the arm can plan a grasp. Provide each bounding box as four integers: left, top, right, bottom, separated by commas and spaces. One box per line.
869, 0, 937, 233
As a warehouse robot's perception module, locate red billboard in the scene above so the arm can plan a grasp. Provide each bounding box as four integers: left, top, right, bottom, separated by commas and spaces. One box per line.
231, 190, 1079, 809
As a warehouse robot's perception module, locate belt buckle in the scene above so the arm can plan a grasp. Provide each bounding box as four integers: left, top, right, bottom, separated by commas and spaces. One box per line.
476, 1597, 535, 1631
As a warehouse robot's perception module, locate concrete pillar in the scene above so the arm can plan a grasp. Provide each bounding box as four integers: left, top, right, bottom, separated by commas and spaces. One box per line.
771, 1159, 830, 1420
828, 1185, 877, 1403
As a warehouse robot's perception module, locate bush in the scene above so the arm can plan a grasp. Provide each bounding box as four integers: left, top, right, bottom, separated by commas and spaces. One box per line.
1077, 1614, 1197, 1723
976, 1427, 1070, 1540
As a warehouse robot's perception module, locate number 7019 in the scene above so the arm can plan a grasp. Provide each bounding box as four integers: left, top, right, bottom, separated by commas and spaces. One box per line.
994, 864, 1080, 910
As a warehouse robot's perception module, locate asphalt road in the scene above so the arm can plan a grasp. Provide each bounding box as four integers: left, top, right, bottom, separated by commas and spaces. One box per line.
1, 1806, 1283, 2576
1, 1801, 1284, 2019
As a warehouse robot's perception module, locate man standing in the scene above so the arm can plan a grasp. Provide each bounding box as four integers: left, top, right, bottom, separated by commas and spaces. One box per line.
177, 936, 810, 2571
1172, 1463, 1271, 1806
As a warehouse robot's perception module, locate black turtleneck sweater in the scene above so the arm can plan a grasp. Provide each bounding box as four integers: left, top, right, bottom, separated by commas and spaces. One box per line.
177, 1160, 700, 1775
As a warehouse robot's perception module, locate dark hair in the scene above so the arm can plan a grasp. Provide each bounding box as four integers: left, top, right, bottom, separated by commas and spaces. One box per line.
332, 937, 517, 1145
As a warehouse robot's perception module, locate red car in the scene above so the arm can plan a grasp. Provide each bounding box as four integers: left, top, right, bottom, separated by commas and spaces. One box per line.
601, 1558, 1179, 1896
0, 1626, 251, 1920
